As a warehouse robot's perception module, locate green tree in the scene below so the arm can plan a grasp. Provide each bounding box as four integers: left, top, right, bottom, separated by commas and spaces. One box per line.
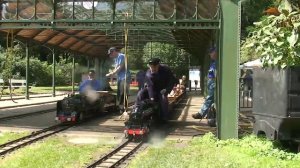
241, 0, 277, 37
243, 6, 300, 68
143, 42, 189, 76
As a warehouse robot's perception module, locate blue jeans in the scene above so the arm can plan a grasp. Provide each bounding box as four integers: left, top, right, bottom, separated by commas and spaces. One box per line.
200, 79, 215, 116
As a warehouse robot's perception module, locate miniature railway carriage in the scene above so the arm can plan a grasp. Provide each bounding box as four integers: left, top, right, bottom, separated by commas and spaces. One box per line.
56, 91, 117, 123
253, 67, 300, 149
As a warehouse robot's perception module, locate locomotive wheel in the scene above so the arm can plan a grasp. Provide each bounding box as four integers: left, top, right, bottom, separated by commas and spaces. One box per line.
127, 135, 133, 141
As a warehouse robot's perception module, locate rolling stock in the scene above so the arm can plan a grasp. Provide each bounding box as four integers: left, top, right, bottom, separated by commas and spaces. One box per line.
56, 91, 117, 123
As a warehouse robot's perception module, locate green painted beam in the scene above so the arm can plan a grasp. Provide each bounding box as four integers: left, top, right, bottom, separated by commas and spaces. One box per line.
0, 19, 219, 30
218, 0, 240, 139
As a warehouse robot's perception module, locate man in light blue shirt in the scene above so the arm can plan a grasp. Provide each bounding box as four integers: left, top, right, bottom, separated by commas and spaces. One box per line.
106, 47, 131, 113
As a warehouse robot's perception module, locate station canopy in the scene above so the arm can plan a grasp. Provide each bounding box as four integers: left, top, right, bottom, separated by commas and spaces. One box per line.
0, 0, 220, 59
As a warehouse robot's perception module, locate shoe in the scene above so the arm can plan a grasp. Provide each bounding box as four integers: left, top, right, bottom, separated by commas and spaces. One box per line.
192, 113, 202, 119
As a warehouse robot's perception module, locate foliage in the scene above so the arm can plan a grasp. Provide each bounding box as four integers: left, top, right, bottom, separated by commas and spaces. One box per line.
143, 42, 190, 77
241, 0, 278, 36
1, 48, 15, 83
242, 9, 300, 68
0, 51, 78, 86
126, 48, 146, 70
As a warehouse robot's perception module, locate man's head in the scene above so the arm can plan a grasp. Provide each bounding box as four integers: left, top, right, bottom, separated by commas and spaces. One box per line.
88, 70, 96, 79
107, 47, 118, 58
148, 58, 160, 73
209, 47, 217, 61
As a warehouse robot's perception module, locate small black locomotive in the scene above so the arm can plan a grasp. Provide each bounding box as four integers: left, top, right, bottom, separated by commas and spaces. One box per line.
56, 91, 117, 123
124, 100, 160, 140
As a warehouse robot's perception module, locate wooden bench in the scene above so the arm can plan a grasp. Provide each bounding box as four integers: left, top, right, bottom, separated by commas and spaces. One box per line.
0, 79, 31, 91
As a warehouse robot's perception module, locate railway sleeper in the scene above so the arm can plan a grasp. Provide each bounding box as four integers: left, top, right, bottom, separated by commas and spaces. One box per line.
98, 162, 114, 167
104, 158, 119, 163
110, 155, 124, 159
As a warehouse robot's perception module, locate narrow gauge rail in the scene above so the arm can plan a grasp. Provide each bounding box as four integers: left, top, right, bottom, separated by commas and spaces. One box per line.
0, 108, 55, 122
86, 140, 144, 168
0, 124, 72, 156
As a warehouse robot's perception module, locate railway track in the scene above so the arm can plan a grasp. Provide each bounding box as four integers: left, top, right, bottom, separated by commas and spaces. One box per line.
0, 101, 137, 157
0, 124, 72, 156
86, 140, 145, 168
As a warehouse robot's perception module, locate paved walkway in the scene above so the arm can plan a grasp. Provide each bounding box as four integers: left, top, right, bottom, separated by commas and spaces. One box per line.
0, 94, 67, 109
0, 91, 137, 109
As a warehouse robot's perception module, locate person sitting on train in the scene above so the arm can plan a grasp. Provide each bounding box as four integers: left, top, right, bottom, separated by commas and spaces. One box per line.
135, 58, 177, 123
79, 70, 102, 103
179, 75, 187, 92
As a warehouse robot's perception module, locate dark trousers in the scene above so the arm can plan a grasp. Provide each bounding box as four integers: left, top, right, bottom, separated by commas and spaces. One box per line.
117, 80, 128, 107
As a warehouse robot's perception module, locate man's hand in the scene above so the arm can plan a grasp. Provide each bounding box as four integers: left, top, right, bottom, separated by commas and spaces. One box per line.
105, 73, 111, 77
160, 89, 166, 95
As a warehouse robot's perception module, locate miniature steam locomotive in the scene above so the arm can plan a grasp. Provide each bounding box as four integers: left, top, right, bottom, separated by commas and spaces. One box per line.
124, 100, 160, 140
56, 91, 117, 123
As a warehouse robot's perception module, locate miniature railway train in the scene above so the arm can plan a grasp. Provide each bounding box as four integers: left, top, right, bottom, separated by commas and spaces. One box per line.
56, 91, 117, 123
124, 93, 185, 141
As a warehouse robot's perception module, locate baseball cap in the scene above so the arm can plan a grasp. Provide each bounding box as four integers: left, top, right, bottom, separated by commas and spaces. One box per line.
148, 58, 160, 65
209, 46, 216, 53
107, 47, 117, 55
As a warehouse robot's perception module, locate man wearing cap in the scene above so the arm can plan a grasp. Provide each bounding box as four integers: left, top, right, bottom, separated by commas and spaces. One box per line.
135, 58, 177, 122
106, 47, 131, 113
79, 70, 103, 103
192, 47, 217, 120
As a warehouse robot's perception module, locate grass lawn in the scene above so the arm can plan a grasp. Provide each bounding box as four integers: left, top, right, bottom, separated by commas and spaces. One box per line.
0, 132, 30, 145
0, 136, 115, 168
129, 133, 300, 168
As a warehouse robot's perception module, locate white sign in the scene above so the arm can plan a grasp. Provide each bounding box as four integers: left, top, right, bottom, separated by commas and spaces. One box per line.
189, 68, 201, 90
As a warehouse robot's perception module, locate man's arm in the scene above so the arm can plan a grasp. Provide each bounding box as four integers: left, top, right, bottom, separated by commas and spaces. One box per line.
106, 55, 125, 77
79, 80, 88, 93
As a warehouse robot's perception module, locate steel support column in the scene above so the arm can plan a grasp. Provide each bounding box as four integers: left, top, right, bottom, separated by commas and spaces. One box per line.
25, 42, 29, 100
95, 58, 100, 80
218, 0, 240, 139
52, 49, 56, 97
72, 56, 75, 94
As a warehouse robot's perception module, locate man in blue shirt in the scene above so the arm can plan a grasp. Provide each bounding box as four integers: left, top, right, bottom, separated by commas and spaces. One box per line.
192, 47, 217, 119
106, 47, 131, 113
79, 70, 102, 93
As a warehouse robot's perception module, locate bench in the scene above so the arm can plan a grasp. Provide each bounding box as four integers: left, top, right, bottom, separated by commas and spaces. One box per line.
0, 79, 31, 91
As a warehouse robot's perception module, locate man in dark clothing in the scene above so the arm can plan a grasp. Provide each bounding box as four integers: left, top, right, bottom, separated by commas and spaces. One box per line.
136, 69, 146, 91
135, 58, 177, 122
